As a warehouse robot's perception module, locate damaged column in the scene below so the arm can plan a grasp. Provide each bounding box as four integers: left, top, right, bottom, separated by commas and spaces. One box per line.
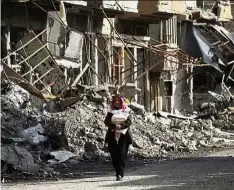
91, 34, 98, 85
2, 19, 11, 66
189, 64, 194, 112
144, 49, 150, 112
134, 47, 138, 101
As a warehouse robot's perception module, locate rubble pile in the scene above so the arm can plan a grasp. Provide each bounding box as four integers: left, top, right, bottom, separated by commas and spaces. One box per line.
1, 82, 69, 175
1, 82, 234, 176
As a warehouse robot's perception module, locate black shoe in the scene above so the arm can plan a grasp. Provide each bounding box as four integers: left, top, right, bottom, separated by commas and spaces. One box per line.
116, 175, 122, 181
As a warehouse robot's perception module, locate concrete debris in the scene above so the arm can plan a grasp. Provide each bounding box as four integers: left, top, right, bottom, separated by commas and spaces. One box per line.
20, 124, 47, 145
198, 82, 234, 129
1, 82, 234, 176
1, 145, 40, 173
4, 85, 30, 108
48, 151, 76, 163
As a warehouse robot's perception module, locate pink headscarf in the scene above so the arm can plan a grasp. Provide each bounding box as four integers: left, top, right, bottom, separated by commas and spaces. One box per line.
110, 95, 127, 111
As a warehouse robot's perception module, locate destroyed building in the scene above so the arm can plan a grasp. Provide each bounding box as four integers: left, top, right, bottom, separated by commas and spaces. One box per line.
1, 0, 234, 177
1, 0, 234, 114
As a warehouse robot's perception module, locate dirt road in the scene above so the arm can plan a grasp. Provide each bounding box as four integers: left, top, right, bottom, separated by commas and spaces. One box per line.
2, 151, 234, 190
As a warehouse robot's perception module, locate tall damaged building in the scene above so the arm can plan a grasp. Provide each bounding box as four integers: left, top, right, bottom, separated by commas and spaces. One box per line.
1, 0, 234, 114
177, 0, 234, 110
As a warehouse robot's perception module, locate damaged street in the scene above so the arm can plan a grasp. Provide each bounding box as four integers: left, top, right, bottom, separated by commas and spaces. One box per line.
3, 154, 234, 190
1, 0, 234, 189
1, 82, 234, 189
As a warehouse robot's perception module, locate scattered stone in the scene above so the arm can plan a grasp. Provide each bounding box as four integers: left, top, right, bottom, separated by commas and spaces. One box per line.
1, 82, 234, 177
49, 151, 76, 163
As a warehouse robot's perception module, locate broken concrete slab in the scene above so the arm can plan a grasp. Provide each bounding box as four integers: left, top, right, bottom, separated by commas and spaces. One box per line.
1, 145, 40, 173
1, 64, 45, 99
49, 151, 76, 163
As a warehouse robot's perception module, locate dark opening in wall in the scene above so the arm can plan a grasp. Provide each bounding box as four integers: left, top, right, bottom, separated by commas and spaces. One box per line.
117, 20, 148, 36
164, 80, 173, 97
193, 72, 214, 93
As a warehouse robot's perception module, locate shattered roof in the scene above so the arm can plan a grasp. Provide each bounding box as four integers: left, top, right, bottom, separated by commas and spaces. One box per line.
181, 22, 234, 72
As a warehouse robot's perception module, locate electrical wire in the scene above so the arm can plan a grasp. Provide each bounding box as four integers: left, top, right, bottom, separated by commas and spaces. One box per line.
31, 0, 204, 86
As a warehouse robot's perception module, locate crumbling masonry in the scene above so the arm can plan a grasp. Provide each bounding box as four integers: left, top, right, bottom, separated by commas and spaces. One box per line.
1, 0, 234, 178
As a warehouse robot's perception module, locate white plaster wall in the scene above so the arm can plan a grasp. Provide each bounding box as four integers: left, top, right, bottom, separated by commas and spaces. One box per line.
103, 1, 138, 13
47, 11, 62, 57
185, 0, 197, 9
64, 31, 84, 62
173, 67, 191, 113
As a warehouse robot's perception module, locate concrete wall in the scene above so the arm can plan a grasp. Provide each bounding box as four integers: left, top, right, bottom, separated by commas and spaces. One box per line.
217, 0, 233, 20
148, 15, 181, 113
93, 17, 115, 35
174, 67, 193, 113
102, 1, 138, 13
88, 0, 138, 13
224, 2, 234, 32
176, 21, 194, 113
47, 12, 84, 62
139, 0, 187, 14
185, 0, 197, 9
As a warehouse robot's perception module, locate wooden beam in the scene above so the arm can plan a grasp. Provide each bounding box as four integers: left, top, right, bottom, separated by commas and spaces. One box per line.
1, 62, 44, 99
134, 47, 138, 101
4, 20, 11, 66
92, 36, 98, 85
71, 61, 90, 87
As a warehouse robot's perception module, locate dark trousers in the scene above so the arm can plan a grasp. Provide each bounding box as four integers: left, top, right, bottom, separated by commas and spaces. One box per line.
108, 134, 129, 177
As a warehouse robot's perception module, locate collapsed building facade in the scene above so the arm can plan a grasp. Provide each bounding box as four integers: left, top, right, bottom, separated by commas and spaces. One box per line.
1, 0, 234, 114
1, 0, 234, 177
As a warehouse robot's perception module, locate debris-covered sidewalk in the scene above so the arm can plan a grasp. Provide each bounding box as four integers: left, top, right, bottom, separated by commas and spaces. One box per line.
1, 81, 234, 182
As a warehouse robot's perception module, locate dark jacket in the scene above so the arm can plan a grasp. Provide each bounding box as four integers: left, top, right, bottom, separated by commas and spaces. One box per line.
104, 112, 133, 145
